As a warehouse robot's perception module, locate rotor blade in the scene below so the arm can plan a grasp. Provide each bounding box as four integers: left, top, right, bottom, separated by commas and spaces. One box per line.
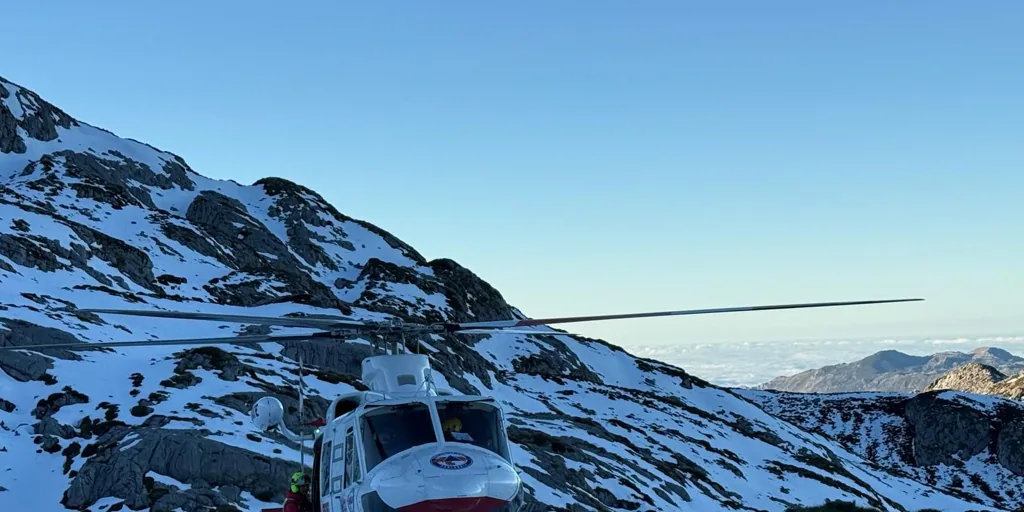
451, 298, 924, 329
0, 332, 341, 352
454, 329, 582, 336
78, 308, 370, 330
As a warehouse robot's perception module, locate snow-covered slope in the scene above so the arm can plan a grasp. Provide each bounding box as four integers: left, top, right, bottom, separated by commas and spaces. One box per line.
0, 73, 1003, 511
738, 388, 1024, 511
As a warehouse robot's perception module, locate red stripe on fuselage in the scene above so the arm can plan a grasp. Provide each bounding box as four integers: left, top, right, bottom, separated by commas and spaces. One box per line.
398, 497, 508, 512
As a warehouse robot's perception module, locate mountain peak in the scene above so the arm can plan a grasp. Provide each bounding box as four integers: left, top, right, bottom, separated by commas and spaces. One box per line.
924, 362, 1008, 393
1, 75, 80, 153
861, 349, 929, 371
970, 346, 1018, 360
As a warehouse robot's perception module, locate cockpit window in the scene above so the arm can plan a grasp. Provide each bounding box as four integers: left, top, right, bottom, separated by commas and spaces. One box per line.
437, 401, 510, 461
360, 403, 436, 471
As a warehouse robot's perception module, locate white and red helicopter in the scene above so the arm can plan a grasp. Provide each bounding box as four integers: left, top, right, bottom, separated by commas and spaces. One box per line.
1, 298, 922, 511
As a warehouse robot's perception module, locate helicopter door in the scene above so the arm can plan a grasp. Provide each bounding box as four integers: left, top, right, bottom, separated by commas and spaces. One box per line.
339, 426, 361, 511
333, 433, 351, 512
319, 439, 333, 511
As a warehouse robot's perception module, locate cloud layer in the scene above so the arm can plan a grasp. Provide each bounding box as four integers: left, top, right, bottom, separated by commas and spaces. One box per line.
627, 335, 1024, 388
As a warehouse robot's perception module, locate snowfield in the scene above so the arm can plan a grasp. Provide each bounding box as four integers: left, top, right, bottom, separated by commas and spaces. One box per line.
0, 73, 1013, 511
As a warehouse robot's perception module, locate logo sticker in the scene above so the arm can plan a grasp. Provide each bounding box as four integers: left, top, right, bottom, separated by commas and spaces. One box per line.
430, 452, 473, 470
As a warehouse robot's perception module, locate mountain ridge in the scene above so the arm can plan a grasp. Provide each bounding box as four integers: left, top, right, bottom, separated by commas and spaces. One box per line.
757, 347, 1024, 394
925, 363, 1024, 401
0, 73, 1007, 511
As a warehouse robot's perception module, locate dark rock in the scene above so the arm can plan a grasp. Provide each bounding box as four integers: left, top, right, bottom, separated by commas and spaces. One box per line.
159, 222, 232, 263
428, 258, 513, 325
58, 149, 194, 208
33, 386, 90, 419
185, 191, 296, 272
173, 347, 254, 382
993, 405, 1024, 476
10, 219, 29, 232
0, 233, 70, 273
11, 86, 77, 142
905, 393, 990, 466
63, 427, 301, 510
0, 100, 27, 154
34, 416, 77, 439
67, 221, 158, 291
512, 341, 602, 385
156, 274, 187, 286
0, 319, 101, 382
256, 177, 426, 265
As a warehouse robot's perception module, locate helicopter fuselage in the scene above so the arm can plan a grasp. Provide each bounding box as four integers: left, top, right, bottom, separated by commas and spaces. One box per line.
310, 391, 523, 512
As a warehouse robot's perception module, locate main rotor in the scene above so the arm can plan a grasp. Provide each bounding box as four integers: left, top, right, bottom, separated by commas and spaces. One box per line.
0, 298, 925, 352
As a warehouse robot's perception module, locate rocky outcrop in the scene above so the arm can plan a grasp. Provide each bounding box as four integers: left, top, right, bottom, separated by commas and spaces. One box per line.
741, 388, 1024, 510
185, 191, 296, 271
0, 92, 26, 154
255, 177, 427, 266
924, 362, 1024, 401
924, 363, 1007, 393
0, 75, 78, 152
56, 150, 196, 210
0, 318, 101, 382
63, 424, 300, 510
758, 347, 1024, 393
904, 392, 994, 466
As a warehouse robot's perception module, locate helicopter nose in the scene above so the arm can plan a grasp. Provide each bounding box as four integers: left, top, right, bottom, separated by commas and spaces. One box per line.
370, 445, 520, 511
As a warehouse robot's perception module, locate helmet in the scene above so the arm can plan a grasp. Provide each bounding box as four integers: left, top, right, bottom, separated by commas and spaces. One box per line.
442, 417, 462, 432
290, 472, 310, 493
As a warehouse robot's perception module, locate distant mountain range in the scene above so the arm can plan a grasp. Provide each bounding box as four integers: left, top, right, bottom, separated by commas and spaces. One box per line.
756, 347, 1024, 393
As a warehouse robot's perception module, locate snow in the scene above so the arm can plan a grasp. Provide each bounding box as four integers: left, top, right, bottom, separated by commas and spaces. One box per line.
936, 390, 1012, 413
149, 472, 192, 490
738, 388, 1024, 511
0, 73, 1010, 511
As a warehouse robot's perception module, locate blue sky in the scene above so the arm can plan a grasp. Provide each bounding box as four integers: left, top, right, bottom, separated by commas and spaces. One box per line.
4, 1, 1022, 346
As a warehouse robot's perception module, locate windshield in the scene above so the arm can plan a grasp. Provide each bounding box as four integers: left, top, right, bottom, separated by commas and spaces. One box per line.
360, 403, 436, 471
437, 400, 510, 461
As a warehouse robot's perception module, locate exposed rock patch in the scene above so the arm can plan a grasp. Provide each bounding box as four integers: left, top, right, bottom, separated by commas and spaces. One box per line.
0, 319, 102, 382
63, 426, 300, 510
255, 177, 426, 265
904, 392, 991, 466
924, 363, 1008, 393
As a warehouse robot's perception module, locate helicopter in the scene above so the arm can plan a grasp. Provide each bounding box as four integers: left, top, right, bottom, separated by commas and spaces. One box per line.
0, 298, 922, 512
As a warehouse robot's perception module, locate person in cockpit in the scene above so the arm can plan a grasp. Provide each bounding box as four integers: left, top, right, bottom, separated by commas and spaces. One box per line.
442, 417, 473, 442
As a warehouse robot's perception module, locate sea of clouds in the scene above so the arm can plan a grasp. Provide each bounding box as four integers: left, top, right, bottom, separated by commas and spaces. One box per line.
628, 335, 1024, 388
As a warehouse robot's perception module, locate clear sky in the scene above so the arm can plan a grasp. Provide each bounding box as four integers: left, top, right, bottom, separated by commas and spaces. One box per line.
4, 1, 1022, 346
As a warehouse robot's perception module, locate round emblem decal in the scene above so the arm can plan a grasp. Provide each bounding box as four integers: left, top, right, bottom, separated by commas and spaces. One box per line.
430, 452, 473, 470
